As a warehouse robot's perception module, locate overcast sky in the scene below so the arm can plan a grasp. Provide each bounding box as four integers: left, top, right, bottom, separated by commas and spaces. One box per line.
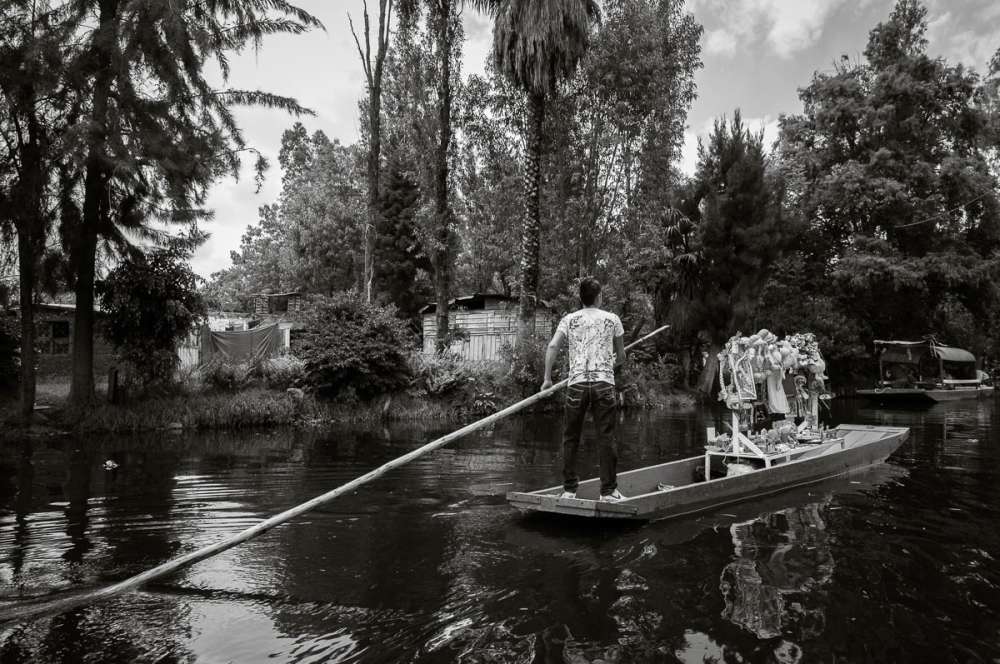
192, 0, 1000, 278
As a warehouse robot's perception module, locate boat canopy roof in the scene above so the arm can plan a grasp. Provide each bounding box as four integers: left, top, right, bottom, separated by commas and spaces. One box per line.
874, 339, 976, 364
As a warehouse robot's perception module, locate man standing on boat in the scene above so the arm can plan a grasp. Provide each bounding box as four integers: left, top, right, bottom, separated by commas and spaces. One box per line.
541, 277, 627, 502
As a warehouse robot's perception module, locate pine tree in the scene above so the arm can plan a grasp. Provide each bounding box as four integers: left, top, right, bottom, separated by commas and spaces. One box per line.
0, 1, 78, 421
376, 163, 433, 322
662, 111, 797, 393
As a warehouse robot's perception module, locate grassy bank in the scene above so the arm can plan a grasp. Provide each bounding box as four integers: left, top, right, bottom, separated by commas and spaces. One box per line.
1, 354, 699, 435
65, 388, 319, 433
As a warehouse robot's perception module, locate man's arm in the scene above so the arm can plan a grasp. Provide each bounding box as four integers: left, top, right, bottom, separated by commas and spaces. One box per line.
541, 329, 566, 391
613, 334, 626, 368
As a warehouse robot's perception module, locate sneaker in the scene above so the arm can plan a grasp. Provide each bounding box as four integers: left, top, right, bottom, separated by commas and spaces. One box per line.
558, 491, 577, 499
599, 489, 627, 502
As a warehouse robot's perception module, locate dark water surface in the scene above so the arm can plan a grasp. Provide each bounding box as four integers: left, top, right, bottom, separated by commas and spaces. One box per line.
1, 399, 999, 663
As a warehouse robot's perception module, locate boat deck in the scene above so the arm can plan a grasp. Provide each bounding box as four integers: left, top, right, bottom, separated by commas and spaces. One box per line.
507, 425, 909, 521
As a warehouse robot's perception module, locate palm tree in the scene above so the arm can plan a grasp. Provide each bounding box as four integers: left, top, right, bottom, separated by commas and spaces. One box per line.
474, 0, 600, 341
63, 0, 321, 405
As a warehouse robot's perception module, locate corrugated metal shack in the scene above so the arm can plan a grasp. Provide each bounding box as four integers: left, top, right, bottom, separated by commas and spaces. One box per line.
420, 293, 555, 360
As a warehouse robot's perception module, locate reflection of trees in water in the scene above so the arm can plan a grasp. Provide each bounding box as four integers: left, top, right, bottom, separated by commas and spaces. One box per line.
0, 439, 197, 663
719, 500, 834, 644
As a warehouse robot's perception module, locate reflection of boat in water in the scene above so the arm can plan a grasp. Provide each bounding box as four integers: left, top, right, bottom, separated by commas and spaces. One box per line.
508, 425, 908, 521
720, 500, 833, 640
502, 465, 905, 662
857, 339, 994, 404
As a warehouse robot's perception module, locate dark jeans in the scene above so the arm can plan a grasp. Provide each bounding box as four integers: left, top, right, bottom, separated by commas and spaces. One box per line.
562, 381, 618, 495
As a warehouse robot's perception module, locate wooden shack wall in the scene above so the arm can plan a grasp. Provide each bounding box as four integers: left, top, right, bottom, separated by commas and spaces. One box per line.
421, 310, 555, 360
34, 310, 114, 379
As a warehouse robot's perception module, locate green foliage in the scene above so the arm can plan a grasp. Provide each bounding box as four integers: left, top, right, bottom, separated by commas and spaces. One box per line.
68, 388, 316, 433
375, 163, 434, 321
280, 128, 366, 293
293, 294, 415, 400
98, 245, 207, 388
769, 0, 1000, 372
620, 352, 687, 407
202, 360, 254, 392
0, 314, 19, 394
257, 356, 307, 390
453, 70, 526, 294
483, 0, 601, 97
455, 0, 702, 309
499, 333, 565, 394
205, 125, 366, 307
16, 0, 323, 405
200, 356, 306, 392
635, 111, 796, 391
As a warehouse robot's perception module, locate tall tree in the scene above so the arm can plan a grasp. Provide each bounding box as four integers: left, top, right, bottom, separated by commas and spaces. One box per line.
380, 1, 462, 349
454, 72, 523, 296
654, 112, 796, 393
475, 0, 600, 342
430, 0, 459, 351
65, 0, 321, 405
350, 0, 394, 303
375, 158, 433, 322
0, 1, 77, 422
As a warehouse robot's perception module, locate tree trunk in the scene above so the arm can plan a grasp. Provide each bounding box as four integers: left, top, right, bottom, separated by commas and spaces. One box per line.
16, 231, 37, 424
697, 342, 722, 395
517, 91, 545, 343
70, 169, 100, 405
357, 0, 392, 303
70, 0, 117, 407
14, 89, 45, 423
364, 79, 381, 303
680, 346, 692, 390
433, 0, 453, 353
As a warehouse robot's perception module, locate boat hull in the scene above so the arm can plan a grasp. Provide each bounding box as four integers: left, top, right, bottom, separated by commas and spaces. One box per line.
857, 386, 994, 404
507, 425, 909, 521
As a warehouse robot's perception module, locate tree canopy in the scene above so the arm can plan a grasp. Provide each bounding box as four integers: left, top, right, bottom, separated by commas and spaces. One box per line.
773, 0, 1000, 367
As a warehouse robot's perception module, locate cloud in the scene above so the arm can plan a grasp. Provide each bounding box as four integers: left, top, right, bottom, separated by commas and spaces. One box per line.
693, 0, 850, 58
704, 28, 738, 56
924, 2, 1000, 70
193, 164, 282, 279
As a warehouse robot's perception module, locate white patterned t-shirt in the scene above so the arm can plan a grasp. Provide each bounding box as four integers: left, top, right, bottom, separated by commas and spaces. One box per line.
557, 308, 625, 386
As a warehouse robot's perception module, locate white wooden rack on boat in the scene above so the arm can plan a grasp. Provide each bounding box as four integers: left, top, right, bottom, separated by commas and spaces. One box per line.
705, 410, 843, 477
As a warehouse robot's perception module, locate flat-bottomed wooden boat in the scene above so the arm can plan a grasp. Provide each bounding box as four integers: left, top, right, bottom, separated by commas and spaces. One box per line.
856, 385, 994, 404
507, 424, 909, 521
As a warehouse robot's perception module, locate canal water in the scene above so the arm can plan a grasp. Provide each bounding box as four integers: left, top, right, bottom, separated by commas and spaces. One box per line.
1, 398, 998, 663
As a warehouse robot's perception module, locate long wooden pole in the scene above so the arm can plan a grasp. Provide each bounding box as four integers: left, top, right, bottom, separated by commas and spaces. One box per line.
1, 324, 670, 623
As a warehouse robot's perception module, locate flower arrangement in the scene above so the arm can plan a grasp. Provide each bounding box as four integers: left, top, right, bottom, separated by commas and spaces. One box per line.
717, 329, 828, 408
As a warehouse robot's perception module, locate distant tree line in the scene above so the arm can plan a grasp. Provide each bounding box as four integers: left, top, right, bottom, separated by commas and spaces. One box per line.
206, 0, 1000, 391
5, 0, 1000, 417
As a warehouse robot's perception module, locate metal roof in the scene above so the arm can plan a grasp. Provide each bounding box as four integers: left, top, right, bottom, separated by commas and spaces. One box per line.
420, 292, 551, 315
931, 345, 976, 363
874, 339, 976, 363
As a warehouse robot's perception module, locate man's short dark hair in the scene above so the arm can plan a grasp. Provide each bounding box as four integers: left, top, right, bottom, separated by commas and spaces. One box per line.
579, 277, 602, 306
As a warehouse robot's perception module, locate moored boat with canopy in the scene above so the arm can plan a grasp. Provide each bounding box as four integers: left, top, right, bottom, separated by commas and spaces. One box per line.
857, 339, 993, 404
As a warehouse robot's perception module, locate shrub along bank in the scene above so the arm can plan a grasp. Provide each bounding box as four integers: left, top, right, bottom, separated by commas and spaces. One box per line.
1, 294, 694, 434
